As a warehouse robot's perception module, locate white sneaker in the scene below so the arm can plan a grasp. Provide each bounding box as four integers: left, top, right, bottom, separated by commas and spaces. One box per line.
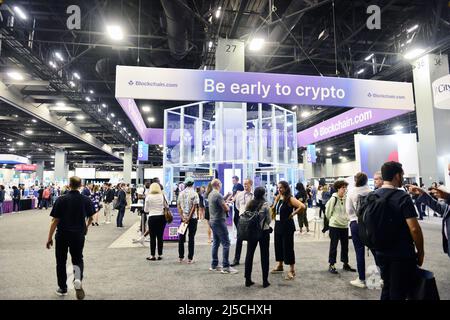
221, 267, 239, 274
350, 278, 366, 288
209, 266, 222, 272
105, 221, 111, 224
73, 279, 85, 300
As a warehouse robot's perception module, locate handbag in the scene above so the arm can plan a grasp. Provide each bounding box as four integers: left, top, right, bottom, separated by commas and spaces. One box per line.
408, 268, 440, 300
163, 195, 173, 223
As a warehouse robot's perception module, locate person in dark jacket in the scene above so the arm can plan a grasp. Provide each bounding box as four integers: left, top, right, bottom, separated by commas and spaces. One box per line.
295, 182, 309, 233
0, 185, 5, 217
409, 185, 450, 259
116, 183, 127, 228
46, 176, 95, 299
12, 186, 20, 212
37, 185, 44, 209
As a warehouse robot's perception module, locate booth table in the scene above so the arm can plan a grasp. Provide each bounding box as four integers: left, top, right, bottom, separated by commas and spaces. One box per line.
2, 198, 36, 214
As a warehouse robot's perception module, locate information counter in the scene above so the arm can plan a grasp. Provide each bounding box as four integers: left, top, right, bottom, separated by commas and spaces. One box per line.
2, 198, 36, 213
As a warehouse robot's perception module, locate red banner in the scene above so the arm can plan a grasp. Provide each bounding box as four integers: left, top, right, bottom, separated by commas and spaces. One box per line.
14, 164, 37, 171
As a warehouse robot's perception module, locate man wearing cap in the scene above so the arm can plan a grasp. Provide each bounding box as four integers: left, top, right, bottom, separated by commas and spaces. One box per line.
177, 176, 199, 264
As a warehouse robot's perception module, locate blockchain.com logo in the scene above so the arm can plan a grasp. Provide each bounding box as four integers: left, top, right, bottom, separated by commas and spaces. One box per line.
313, 128, 319, 138
128, 80, 134, 86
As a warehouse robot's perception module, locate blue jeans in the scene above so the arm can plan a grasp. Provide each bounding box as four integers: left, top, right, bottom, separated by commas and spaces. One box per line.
210, 219, 231, 269
0, 201, 3, 215
350, 221, 380, 281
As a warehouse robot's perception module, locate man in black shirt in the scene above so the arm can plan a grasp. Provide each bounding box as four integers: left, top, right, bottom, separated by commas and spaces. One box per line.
375, 161, 424, 300
46, 176, 95, 300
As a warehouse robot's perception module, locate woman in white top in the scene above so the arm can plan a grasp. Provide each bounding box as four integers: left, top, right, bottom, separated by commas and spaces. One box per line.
144, 183, 168, 261
345, 172, 374, 289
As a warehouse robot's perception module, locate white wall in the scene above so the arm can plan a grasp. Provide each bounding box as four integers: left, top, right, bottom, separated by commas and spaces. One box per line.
333, 161, 359, 177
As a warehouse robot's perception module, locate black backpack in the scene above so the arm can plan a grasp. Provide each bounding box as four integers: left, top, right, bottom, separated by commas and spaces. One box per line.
357, 189, 400, 250
238, 204, 265, 241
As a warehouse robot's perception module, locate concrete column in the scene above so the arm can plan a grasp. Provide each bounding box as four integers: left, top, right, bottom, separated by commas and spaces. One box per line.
123, 147, 133, 184
35, 161, 44, 184
54, 150, 67, 183
413, 53, 450, 184
325, 158, 333, 177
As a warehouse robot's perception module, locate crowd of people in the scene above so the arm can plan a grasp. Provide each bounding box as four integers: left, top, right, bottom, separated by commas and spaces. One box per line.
40, 161, 450, 300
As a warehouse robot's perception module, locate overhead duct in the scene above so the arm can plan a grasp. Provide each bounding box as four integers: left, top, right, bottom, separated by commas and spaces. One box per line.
160, 0, 192, 60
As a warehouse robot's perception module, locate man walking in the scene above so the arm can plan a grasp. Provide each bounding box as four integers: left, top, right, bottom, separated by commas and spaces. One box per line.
116, 183, 127, 228
208, 179, 238, 274
46, 176, 95, 300
103, 183, 114, 224
177, 177, 199, 264
375, 161, 424, 300
231, 179, 254, 266
0, 185, 5, 218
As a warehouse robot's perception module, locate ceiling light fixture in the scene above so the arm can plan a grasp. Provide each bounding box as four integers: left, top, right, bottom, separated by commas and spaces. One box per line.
56, 102, 65, 107
73, 72, 81, 80
249, 38, 265, 51
55, 52, 64, 61
17, 141, 24, 146
142, 106, 151, 113
7, 71, 24, 81
49, 61, 57, 69
215, 6, 222, 19
110, 113, 115, 118
9, 148, 15, 152
342, 148, 348, 152
117, 121, 122, 125
13, 6, 27, 20
32, 119, 37, 123
25, 130, 33, 135
89, 89, 94, 94
326, 153, 331, 157
301, 111, 311, 118
291, 105, 297, 110
326, 147, 333, 151
38, 148, 43, 151
147, 117, 155, 123
102, 103, 107, 108
106, 25, 124, 41
407, 24, 419, 33
69, 81, 76, 87
393, 125, 403, 131
85, 97, 91, 102
364, 53, 374, 61
403, 47, 426, 60
357, 68, 365, 75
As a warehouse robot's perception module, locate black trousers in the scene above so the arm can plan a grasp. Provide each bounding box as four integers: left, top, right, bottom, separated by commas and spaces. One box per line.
117, 207, 125, 227
55, 231, 85, 290
233, 214, 243, 263
377, 255, 417, 300
328, 227, 349, 265
297, 210, 309, 229
274, 230, 295, 265
318, 201, 325, 218
148, 215, 166, 256
13, 199, 20, 211
245, 230, 270, 283
178, 218, 198, 260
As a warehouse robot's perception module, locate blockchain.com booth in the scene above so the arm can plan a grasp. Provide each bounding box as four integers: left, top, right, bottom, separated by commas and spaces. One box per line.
115, 51, 414, 239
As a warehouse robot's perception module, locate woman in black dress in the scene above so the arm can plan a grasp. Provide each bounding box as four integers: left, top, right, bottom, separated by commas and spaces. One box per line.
270, 181, 305, 280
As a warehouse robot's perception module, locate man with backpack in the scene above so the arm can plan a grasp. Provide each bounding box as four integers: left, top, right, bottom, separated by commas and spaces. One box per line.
362, 161, 424, 300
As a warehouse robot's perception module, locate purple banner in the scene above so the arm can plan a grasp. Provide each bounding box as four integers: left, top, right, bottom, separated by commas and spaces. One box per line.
297, 108, 410, 147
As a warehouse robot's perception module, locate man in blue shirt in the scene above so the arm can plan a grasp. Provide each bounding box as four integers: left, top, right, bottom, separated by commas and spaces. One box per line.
46, 176, 95, 300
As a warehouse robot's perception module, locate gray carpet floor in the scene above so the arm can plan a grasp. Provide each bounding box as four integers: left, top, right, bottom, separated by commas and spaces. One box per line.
0, 208, 448, 300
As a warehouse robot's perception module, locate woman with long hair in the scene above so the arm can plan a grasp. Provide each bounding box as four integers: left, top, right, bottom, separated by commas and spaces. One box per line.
244, 187, 272, 288
294, 182, 309, 233
271, 181, 305, 280
144, 183, 168, 260
204, 182, 213, 244
197, 186, 205, 220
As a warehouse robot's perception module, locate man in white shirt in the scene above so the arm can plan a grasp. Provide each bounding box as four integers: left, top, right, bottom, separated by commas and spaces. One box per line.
177, 177, 199, 264
231, 179, 254, 267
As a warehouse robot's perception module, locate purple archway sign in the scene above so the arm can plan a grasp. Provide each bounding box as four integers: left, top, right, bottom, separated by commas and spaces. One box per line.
115, 66, 415, 147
